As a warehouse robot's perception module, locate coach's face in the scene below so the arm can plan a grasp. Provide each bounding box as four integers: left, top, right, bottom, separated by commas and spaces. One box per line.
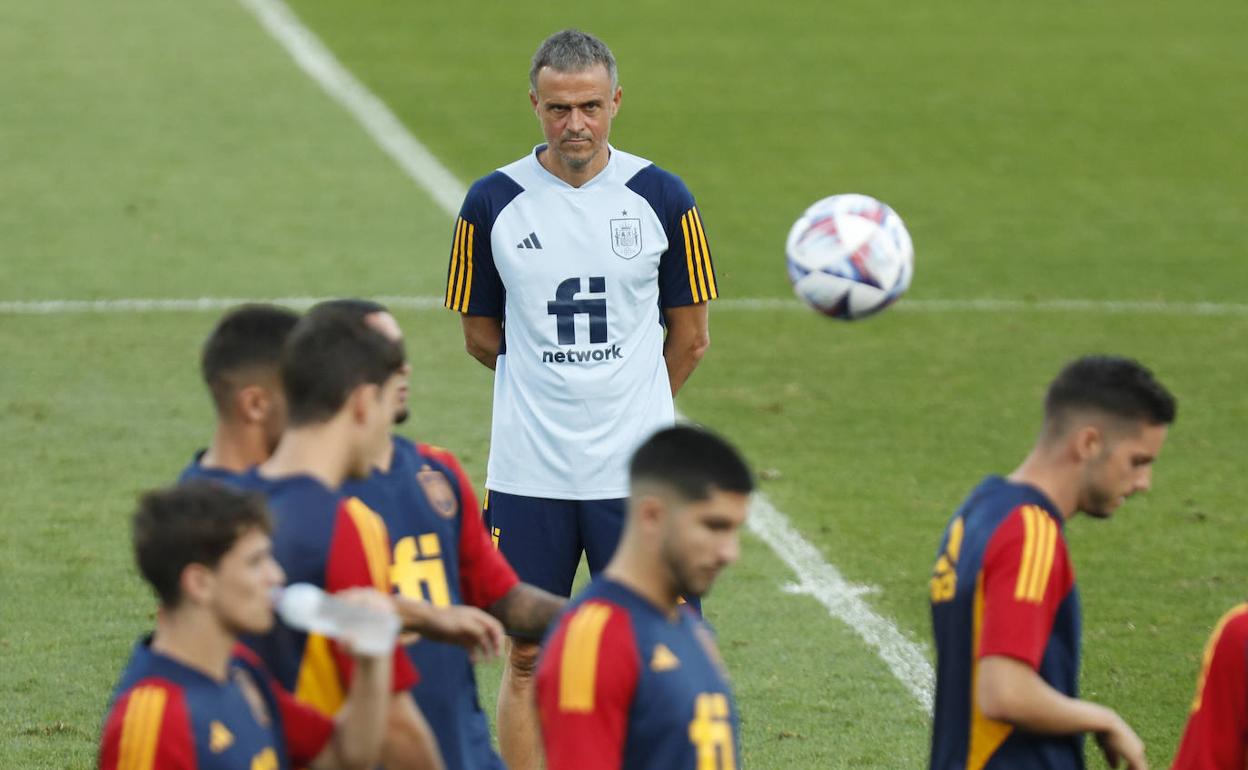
661, 489, 749, 599
530, 63, 620, 179
1078, 422, 1168, 518
209, 528, 285, 635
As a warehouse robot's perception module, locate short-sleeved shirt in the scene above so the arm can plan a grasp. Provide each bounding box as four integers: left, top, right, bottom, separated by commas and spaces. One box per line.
228, 470, 418, 715
536, 578, 739, 770
341, 435, 518, 770
444, 145, 718, 500
99, 639, 333, 770
929, 476, 1082, 770
1172, 603, 1248, 770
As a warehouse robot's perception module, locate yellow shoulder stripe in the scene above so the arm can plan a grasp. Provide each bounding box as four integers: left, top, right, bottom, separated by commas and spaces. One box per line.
343, 497, 391, 592
690, 207, 717, 299
444, 218, 476, 313
1013, 506, 1057, 603
679, 208, 717, 303
558, 603, 614, 713
118, 685, 168, 770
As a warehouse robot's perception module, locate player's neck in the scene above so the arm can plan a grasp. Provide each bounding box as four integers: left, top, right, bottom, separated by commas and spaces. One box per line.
1008, 452, 1078, 520
262, 423, 352, 490
538, 146, 610, 188
604, 554, 681, 619
373, 434, 397, 474
150, 606, 235, 682
201, 422, 270, 473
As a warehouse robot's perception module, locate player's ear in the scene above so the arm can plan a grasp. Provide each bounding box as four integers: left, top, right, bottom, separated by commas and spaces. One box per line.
346, 383, 372, 424
635, 494, 666, 530
237, 384, 270, 425
181, 562, 215, 605
529, 89, 539, 113
1073, 424, 1103, 462
611, 86, 621, 115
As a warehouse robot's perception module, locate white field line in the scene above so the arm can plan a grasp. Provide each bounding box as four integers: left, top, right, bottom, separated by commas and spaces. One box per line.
5, 295, 1248, 317
248, 0, 942, 712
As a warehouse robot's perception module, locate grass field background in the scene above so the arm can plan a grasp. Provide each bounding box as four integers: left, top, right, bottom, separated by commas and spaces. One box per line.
3, 0, 1246, 767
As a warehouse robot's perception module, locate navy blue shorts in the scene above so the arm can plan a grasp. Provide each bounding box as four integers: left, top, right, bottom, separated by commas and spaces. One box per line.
484, 490, 700, 634
484, 490, 625, 600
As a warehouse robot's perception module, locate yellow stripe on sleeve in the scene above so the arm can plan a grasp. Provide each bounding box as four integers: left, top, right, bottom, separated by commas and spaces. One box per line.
460, 222, 475, 312
1028, 513, 1057, 602
452, 220, 470, 312
686, 210, 710, 302
118, 685, 167, 770
343, 497, 391, 591
445, 218, 464, 309
558, 603, 613, 713
680, 213, 699, 302
1014, 507, 1037, 601
691, 207, 717, 300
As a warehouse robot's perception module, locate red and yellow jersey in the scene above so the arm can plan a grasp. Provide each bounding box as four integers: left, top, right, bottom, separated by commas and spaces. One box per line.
99, 641, 333, 770
1172, 603, 1248, 770
930, 476, 1082, 770
230, 470, 418, 716
536, 578, 739, 770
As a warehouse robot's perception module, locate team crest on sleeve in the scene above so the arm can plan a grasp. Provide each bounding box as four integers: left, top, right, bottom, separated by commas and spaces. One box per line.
610, 218, 642, 259
416, 466, 459, 519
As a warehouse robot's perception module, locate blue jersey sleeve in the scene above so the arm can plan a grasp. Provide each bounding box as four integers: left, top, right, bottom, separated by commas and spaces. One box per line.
444, 171, 523, 317
626, 164, 719, 307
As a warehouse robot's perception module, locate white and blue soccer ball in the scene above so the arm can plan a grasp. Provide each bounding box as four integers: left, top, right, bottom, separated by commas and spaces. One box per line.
785, 194, 914, 320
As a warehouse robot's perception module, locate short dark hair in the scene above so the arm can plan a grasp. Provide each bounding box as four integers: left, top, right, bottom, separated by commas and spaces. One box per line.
309, 298, 389, 319
133, 482, 272, 607
530, 29, 618, 91
1044, 355, 1177, 432
630, 425, 754, 502
201, 304, 300, 414
282, 305, 406, 426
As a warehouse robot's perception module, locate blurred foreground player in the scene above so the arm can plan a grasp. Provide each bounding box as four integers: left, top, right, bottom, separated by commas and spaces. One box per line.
100, 482, 394, 770
929, 355, 1176, 770
231, 306, 504, 770
320, 299, 565, 770
535, 426, 753, 770
1171, 604, 1248, 769
180, 304, 299, 482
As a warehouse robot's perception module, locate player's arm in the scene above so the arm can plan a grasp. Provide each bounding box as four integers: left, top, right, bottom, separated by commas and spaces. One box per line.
662, 302, 710, 396
302, 591, 396, 770
976, 506, 1147, 770
98, 683, 195, 770
393, 597, 505, 661
489, 583, 566, 638
378, 692, 447, 770
536, 601, 640, 770
460, 315, 502, 370
977, 657, 1145, 768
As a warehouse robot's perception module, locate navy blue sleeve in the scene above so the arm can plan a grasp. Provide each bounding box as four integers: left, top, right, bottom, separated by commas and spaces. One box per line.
444, 171, 523, 317
626, 164, 719, 307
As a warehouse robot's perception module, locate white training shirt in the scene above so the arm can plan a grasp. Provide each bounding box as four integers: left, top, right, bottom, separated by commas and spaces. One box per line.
445, 145, 718, 499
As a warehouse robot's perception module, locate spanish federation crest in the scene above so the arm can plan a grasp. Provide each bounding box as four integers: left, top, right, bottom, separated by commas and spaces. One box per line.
610, 218, 642, 259
416, 465, 458, 519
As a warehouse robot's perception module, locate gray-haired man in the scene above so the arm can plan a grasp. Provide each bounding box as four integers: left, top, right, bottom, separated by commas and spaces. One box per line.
443, 28, 721, 770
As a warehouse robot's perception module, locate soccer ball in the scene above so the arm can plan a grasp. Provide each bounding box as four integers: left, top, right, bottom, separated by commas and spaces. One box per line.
785, 194, 914, 320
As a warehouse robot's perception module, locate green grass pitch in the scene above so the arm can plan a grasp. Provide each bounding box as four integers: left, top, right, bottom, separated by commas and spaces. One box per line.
2, 0, 1246, 767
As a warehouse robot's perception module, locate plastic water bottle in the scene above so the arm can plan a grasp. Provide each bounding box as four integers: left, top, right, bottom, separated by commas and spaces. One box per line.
274, 583, 400, 657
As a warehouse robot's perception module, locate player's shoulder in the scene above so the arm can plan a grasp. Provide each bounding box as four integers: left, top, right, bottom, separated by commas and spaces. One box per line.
462, 161, 528, 221
1210, 603, 1248, 647
619, 150, 695, 216
414, 440, 466, 473
101, 674, 195, 770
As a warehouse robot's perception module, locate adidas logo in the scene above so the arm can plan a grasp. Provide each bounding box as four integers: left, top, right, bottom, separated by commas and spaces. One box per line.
516, 232, 543, 250
650, 643, 680, 672
209, 720, 234, 753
